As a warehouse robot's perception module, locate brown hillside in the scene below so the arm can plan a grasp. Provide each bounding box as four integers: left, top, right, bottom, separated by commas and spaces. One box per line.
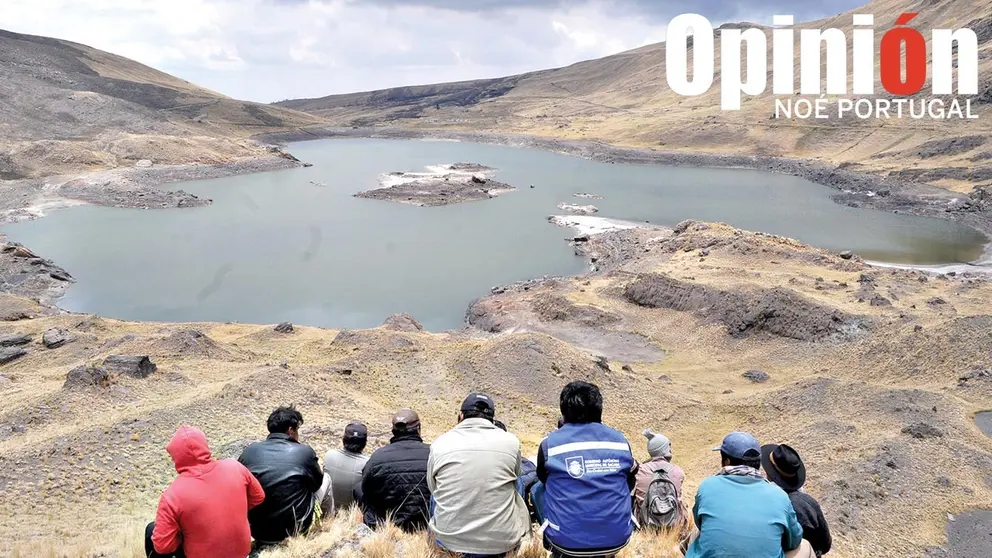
277, 0, 992, 194
0, 30, 327, 179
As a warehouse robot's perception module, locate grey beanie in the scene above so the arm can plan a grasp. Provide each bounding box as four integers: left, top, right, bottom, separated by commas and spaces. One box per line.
643, 428, 672, 459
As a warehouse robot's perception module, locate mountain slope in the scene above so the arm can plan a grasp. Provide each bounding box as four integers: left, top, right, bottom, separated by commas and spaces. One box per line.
278, 0, 992, 195
0, 30, 327, 179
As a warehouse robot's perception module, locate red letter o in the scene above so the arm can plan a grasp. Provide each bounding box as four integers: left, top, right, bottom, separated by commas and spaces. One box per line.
881, 14, 926, 95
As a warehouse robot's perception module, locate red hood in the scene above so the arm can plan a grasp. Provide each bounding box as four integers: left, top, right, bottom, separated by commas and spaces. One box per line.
166, 425, 213, 474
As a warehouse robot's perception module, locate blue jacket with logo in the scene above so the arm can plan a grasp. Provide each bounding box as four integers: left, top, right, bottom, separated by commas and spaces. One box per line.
537, 422, 636, 553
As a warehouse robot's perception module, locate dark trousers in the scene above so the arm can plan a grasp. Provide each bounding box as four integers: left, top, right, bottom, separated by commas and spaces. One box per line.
145, 522, 186, 558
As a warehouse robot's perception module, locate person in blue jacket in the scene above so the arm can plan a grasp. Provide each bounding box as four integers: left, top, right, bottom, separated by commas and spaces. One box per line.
534, 381, 638, 558
686, 431, 813, 558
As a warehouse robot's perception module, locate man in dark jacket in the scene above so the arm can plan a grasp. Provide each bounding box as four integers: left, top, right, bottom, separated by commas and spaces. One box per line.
361, 408, 431, 532
238, 406, 324, 546
761, 444, 832, 557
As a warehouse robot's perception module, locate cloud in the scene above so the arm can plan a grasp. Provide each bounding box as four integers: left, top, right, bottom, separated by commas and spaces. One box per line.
0, 0, 865, 103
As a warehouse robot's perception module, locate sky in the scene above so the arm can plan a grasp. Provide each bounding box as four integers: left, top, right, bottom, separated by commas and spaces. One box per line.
0, 0, 865, 103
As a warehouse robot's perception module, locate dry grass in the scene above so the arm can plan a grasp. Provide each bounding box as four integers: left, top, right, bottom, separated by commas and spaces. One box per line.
252, 505, 683, 558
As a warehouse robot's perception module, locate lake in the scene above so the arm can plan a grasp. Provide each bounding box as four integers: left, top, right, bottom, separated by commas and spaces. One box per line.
4, 138, 988, 331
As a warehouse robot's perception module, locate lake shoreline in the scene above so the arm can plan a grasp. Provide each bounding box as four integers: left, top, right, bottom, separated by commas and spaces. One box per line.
258, 127, 992, 244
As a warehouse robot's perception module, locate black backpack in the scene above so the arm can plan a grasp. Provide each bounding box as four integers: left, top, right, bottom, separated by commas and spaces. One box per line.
639, 467, 683, 530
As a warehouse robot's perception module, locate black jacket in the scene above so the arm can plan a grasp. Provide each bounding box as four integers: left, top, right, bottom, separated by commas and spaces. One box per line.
238, 433, 323, 544
360, 432, 431, 532
788, 490, 832, 556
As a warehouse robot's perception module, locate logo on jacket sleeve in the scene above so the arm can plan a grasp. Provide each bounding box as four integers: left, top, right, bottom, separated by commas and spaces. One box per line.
565, 456, 585, 478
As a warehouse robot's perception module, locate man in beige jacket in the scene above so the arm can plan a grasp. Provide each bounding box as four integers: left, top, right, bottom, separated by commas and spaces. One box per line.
428, 392, 530, 557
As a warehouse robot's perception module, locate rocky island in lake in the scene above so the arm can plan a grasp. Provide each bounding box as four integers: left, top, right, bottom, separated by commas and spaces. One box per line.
355, 162, 516, 206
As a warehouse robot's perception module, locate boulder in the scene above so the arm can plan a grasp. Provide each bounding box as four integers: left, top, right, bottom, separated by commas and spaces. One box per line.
103, 355, 157, 378
839, 251, 854, 260
0, 334, 32, 347
50, 270, 72, 282
43, 328, 75, 349
594, 355, 611, 371
274, 322, 294, 334
64, 366, 110, 389
382, 313, 424, 332
11, 246, 37, 258
870, 295, 893, 307
743, 369, 770, 383
0, 347, 27, 365
901, 423, 944, 439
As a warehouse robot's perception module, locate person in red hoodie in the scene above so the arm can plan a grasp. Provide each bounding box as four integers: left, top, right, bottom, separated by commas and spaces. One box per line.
146, 425, 266, 558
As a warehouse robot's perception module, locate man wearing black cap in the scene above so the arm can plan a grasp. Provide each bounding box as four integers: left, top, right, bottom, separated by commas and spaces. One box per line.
762, 444, 832, 557
361, 408, 432, 532
321, 422, 370, 513
428, 392, 530, 557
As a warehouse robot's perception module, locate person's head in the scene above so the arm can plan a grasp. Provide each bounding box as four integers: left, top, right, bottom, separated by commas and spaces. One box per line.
643, 428, 672, 460
760, 444, 806, 492
459, 392, 495, 423
559, 381, 603, 424
342, 421, 368, 454
267, 406, 304, 441
714, 431, 761, 469
391, 408, 421, 437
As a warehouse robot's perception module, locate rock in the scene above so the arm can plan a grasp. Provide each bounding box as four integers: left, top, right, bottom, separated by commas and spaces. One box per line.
0, 347, 26, 365
470, 175, 486, 184
135, 159, 153, 168
0, 334, 32, 347
102, 355, 157, 378
870, 295, 892, 307
49, 270, 72, 282
11, 246, 37, 258
723, 389, 735, 394
743, 369, 770, 383
914, 325, 924, 332
700, 249, 710, 257
558, 203, 599, 215
572, 235, 590, 243
382, 313, 424, 332
63, 365, 110, 389
274, 322, 294, 334
42, 328, 74, 349
594, 355, 610, 371
958, 369, 991, 386
622, 364, 634, 372
901, 423, 944, 439
839, 250, 854, 260
927, 297, 948, 306
353, 523, 374, 540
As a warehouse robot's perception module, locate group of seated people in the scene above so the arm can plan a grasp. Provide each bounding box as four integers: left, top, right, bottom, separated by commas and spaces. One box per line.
145, 381, 831, 558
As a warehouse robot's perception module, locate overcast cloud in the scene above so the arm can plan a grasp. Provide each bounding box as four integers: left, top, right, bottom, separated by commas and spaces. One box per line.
0, 0, 864, 102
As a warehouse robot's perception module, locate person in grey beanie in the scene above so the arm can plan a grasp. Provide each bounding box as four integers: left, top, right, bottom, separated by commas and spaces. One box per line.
634, 429, 686, 515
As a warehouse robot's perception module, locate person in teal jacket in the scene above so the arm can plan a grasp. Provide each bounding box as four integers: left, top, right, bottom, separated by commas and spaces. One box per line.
686, 432, 813, 558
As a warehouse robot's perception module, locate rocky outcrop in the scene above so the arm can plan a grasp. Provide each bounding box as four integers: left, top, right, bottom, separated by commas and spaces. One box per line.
381, 313, 424, 332
102, 355, 156, 378
743, 369, 770, 383
63, 365, 110, 389
356, 163, 516, 206
0, 334, 31, 347
43, 328, 74, 349
274, 322, 294, 334
624, 273, 868, 342
0, 347, 26, 364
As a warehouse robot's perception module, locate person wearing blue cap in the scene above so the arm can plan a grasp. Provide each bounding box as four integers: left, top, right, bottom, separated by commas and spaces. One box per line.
685, 431, 812, 558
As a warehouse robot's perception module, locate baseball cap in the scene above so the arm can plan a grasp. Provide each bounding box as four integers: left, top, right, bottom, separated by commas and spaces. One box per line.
713, 431, 761, 459
392, 408, 420, 431
343, 421, 368, 440
460, 392, 495, 417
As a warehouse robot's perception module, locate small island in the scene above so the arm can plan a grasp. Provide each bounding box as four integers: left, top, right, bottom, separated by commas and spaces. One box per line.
355, 163, 516, 206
